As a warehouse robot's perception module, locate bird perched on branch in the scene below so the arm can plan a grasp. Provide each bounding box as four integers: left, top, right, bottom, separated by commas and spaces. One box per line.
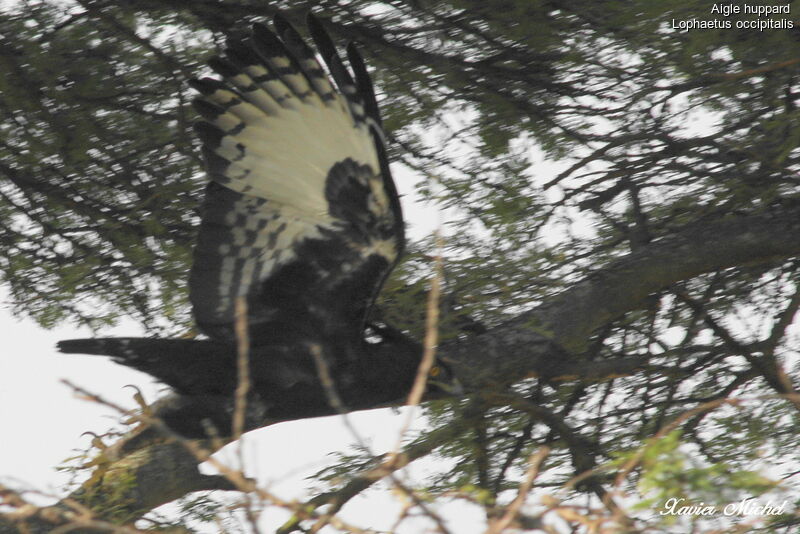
59, 13, 458, 439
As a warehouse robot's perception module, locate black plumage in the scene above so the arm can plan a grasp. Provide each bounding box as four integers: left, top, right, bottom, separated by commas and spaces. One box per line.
58, 13, 456, 438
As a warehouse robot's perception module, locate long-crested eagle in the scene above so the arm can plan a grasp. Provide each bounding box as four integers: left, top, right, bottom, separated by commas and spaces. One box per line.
58, 14, 456, 438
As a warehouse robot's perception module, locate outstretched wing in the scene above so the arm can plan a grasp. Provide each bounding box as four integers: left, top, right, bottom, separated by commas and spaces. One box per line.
189, 14, 403, 343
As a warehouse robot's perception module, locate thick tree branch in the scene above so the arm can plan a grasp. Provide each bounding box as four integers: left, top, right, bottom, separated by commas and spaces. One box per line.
444, 203, 800, 388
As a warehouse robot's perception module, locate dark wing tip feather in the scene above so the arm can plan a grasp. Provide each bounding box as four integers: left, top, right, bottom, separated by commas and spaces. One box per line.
201, 145, 232, 175
192, 98, 225, 121
271, 12, 298, 41
272, 13, 312, 58
304, 14, 371, 128
251, 21, 289, 58
347, 42, 382, 127
225, 39, 263, 68
306, 12, 333, 55
271, 12, 292, 30
306, 15, 356, 88
188, 77, 227, 95
208, 56, 240, 78
193, 121, 225, 148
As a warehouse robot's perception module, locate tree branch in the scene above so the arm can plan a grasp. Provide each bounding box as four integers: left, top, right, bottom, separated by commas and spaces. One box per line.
445, 203, 800, 388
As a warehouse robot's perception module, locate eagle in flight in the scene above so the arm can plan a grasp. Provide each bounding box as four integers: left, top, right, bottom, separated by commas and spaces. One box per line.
59, 14, 453, 438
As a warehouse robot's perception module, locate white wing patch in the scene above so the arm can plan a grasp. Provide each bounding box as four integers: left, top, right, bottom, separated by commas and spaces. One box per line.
198, 84, 379, 215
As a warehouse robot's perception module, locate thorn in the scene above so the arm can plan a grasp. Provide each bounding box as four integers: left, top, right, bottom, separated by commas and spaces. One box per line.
80, 431, 108, 451
123, 384, 153, 416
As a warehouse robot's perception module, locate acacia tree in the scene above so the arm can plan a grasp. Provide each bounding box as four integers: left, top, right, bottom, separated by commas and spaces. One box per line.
1, 0, 799, 532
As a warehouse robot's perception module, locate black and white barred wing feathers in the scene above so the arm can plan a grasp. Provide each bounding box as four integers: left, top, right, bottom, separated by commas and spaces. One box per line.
188, 15, 403, 341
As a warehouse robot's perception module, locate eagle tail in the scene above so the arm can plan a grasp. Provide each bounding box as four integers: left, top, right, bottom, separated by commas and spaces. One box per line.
57, 338, 237, 395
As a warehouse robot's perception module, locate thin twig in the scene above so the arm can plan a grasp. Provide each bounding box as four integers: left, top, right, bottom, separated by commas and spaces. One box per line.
305, 231, 453, 534
233, 296, 251, 441
406, 229, 445, 407
388, 229, 445, 461
232, 298, 262, 532
485, 447, 550, 534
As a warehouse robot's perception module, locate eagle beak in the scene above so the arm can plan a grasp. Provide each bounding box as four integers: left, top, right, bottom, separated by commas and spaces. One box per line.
429, 374, 465, 397
448, 376, 465, 396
